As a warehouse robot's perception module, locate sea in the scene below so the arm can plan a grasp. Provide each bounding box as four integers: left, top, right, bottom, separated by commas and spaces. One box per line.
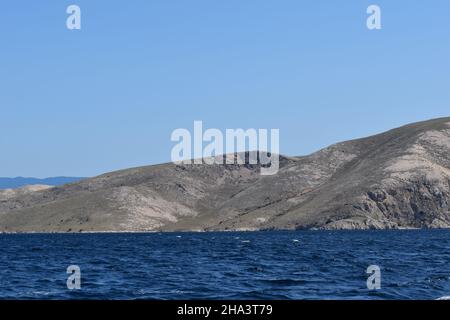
0, 230, 449, 300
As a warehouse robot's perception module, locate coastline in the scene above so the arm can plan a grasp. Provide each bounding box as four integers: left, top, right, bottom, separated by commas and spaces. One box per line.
1, 226, 444, 235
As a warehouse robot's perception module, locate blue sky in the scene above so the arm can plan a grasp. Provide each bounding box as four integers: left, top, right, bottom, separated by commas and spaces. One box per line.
0, 1, 449, 177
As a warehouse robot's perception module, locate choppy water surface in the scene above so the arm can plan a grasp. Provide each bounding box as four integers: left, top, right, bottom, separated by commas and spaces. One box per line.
0, 230, 449, 299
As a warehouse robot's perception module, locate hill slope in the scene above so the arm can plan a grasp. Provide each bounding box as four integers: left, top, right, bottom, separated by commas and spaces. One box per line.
1, 118, 450, 232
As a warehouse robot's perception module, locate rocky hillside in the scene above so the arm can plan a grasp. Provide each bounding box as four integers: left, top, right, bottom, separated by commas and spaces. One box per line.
1, 117, 450, 232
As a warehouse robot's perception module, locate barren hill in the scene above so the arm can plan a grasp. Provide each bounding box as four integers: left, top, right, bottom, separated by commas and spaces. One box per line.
1, 117, 450, 232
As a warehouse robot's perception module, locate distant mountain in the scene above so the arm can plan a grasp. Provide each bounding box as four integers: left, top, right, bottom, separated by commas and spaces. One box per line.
0, 177, 85, 189
0, 117, 450, 232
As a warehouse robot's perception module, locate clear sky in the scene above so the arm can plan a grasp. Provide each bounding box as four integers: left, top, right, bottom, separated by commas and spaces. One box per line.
1, 0, 449, 177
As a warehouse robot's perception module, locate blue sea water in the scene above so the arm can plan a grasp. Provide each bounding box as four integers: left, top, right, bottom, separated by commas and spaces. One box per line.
0, 230, 449, 300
